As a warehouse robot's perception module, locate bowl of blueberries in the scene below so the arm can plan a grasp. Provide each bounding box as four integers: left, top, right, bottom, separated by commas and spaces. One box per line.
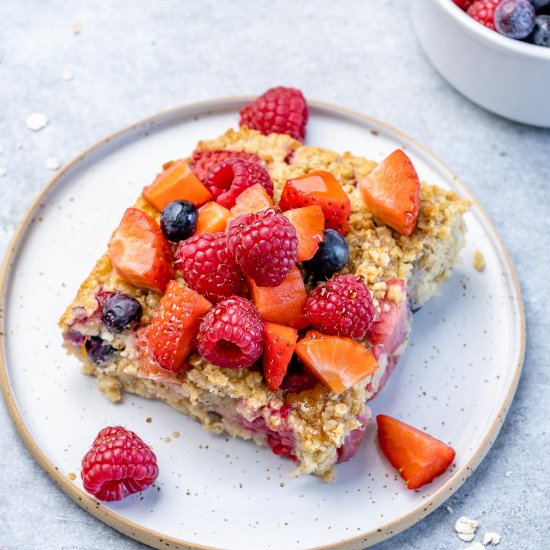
412, 0, 550, 126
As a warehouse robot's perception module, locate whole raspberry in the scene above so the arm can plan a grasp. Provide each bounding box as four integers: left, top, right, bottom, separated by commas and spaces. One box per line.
467, 0, 502, 30
175, 232, 244, 303
81, 426, 159, 502
204, 158, 274, 209
196, 296, 264, 369
191, 150, 262, 183
453, 0, 474, 9
239, 87, 308, 141
304, 275, 375, 339
226, 208, 298, 287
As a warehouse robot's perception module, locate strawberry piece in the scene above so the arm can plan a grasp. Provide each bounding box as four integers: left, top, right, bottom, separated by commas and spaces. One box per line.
368, 279, 410, 360
376, 415, 456, 490
143, 160, 212, 211
263, 322, 298, 391
228, 183, 274, 220
358, 149, 420, 236
283, 206, 325, 262
295, 330, 378, 393
279, 171, 351, 234
108, 208, 174, 293
195, 201, 231, 234
248, 265, 308, 329
147, 280, 212, 373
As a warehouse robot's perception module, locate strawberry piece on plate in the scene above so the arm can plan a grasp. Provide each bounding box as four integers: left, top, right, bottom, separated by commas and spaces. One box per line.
195, 201, 231, 234
358, 149, 420, 236
148, 280, 212, 373
279, 171, 351, 234
229, 183, 274, 220
248, 265, 308, 329
295, 330, 379, 393
108, 208, 174, 293
376, 414, 456, 490
143, 160, 213, 211
283, 206, 325, 262
263, 322, 298, 391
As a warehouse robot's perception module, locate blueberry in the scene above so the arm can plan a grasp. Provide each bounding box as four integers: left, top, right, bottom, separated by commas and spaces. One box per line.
101, 293, 142, 332
529, 0, 550, 9
302, 229, 349, 280
530, 15, 550, 45
160, 200, 198, 242
495, 0, 536, 39
85, 336, 115, 366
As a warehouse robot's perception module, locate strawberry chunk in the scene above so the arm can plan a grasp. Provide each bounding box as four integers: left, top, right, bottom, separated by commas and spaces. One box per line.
143, 160, 212, 211
108, 208, 174, 293
295, 330, 378, 393
248, 265, 308, 329
279, 171, 351, 234
368, 279, 410, 360
229, 183, 274, 220
195, 201, 231, 234
147, 281, 212, 373
358, 149, 420, 236
262, 322, 298, 391
376, 415, 456, 490
283, 206, 325, 262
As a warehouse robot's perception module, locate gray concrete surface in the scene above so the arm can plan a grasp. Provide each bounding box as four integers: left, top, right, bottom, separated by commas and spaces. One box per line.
0, 1, 549, 548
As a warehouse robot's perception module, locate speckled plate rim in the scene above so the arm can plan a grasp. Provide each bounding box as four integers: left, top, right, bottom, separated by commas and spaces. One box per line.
0, 97, 526, 550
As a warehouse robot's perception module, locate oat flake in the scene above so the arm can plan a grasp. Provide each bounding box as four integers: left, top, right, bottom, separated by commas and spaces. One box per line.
26, 113, 48, 131
455, 516, 478, 542
46, 156, 61, 171
465, 543, 485, 550
482, 532, 501, 545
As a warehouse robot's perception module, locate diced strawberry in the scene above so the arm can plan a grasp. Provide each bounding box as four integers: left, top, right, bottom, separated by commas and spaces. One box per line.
279, 171, 351, 234
358, 149, 420, 236
228, 183, 274, 221
108, 208, 174, 293
195, 201, 231, 234
368, 279, 409, 360
283, 206, 325, 262
295, 330, 378, 394
248, 265, 308, 329
262, 322, 298, 391
376, 415, 456, 490
143, 160, 212, 211
147, 281, 212, 373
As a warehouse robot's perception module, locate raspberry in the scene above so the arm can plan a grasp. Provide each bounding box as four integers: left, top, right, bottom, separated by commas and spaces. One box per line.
204, 158, 274, 209
191, 150, 262, 183
239, 87, 308, 141
304, 275, 375, 339
453, 0, 474, 9
81, 426, 159, 502
175, 232, 244, 302
196, 296, 264, 369
226, 208, 298, 287
467, 0, 502, 30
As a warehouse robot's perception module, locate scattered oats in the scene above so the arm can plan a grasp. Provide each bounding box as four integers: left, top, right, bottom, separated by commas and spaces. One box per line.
164, 437, 171, 443
473, 249, 485, 272
67, 472, 76, 480
465, 543, 485, 550
173, 431, 180, 438
63, 68, 74, 81
26, 112, 48, 131
46, 156, 61, 171
455, 516, 478, 542
73, 23, 81, 35
446, 506, 454, 514
482, 532, 501, 545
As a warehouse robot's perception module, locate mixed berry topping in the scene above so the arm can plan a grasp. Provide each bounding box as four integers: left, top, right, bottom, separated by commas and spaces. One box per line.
204, 158, 274, 208
81, 426, 158, 501
304, 275, 375, 339
175, 231, 244, 302
101, 292, 142, 332
239, 86, 308, 141
302, 228, 350, 280
226, 208, 298, 287
196, 296, 264, 369
160, 200, 198, 242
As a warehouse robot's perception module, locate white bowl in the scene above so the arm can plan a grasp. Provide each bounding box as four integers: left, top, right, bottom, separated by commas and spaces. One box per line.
412, 0, 550, 127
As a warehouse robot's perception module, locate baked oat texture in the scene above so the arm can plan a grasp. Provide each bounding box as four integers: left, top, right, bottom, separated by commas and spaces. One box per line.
60, 127, 470, 478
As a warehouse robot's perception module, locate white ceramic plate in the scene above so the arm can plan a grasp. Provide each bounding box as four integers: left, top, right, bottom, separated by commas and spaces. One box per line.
0, 98, 525, 550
